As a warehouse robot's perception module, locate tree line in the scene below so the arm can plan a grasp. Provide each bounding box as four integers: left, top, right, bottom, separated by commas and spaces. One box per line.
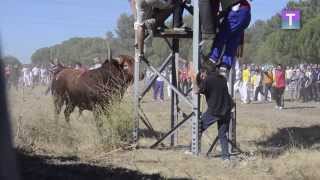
13, 0, 319, 66
3, 56, 22, 67
243, 0, 320, 65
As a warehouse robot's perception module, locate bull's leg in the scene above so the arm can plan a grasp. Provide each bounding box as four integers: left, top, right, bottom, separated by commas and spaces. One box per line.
64, 103, 75, 124
53, 96, 63, 124
93, 109, 103, 137
78, 108, 83, 119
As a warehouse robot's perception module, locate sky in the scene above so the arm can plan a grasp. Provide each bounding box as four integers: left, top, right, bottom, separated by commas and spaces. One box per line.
0, 0, 294, 63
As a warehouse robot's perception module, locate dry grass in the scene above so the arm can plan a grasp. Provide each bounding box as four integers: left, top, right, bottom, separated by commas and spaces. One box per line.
99, 97, 134, 150
10, 86, 133, 158
8, 86, 320, 179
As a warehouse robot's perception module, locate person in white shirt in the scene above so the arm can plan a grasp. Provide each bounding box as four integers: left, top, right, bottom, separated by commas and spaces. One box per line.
89, 57, 102, 70
153, 71, 166, 102
145, 69, 153, 86
91, 63, 101, 70
166, 69, 172, 98
40, 67, 48, 85
75, 63, 82, 70
241, 64, 251, 104
32, 65, 40, 86
22, 66, 31, 87
286, 67, 293, 82
233, 59, 242, 98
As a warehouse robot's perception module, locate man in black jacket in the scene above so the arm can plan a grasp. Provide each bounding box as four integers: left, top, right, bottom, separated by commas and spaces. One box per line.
196, 61, 234, 160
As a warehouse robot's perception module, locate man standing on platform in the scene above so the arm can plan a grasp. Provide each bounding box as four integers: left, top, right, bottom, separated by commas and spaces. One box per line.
208, 0, 251, 78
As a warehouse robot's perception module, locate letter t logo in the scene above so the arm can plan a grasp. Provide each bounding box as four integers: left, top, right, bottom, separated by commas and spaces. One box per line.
285, 13, 296, 26
281, 9, 300, 30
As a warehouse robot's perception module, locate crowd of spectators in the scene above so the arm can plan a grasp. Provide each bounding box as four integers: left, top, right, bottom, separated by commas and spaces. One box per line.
234, 62, 320, 108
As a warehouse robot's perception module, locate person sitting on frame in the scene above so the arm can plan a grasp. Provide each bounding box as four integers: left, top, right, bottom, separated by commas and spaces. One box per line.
129, 0, 188, 57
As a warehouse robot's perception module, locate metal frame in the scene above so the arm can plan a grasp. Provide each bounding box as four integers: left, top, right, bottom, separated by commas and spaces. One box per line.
133, 0, 201, 154
133, 0, 236, 156
228, 65, 237, 153
191, 0, 201, 155
133, 28, 140, 143
134, 35, 198, 150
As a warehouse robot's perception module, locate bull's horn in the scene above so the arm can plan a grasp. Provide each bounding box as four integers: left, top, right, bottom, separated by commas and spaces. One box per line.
114, 56, 124, 65
107, 42, 112, 61
52, 58, 60, 65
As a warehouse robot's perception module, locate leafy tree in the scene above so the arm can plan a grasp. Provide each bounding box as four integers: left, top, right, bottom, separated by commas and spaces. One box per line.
31, 0, 320, 67
114, 14, 135, 55
3, 56, 22, 66
243, 0, 320, 65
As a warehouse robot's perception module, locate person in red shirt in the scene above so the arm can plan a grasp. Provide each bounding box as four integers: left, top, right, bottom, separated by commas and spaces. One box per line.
274, 64, 286, 109
179, 64, 189, 94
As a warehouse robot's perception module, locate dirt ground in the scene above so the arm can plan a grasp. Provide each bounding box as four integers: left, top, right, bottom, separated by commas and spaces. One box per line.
8, 86, 320, 180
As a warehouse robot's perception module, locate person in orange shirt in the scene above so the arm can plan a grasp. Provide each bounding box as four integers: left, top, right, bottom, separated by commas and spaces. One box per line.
262, 68, 273, 102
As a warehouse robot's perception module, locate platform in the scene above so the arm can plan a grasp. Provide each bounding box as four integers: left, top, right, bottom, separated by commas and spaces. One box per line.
153, 29, 193, 39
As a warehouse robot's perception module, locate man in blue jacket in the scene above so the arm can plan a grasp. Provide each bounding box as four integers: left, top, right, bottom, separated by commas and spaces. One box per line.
208, 0, 251, 78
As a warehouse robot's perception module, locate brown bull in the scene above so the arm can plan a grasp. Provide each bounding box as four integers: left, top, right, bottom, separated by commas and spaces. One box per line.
51, 55, 140, 125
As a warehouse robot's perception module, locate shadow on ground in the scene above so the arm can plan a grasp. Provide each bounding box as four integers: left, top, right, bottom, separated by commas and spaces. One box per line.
255, 125, 320, 158
139, 128, 166, 139
17, 149, 189, 180
283, 106, 316, 110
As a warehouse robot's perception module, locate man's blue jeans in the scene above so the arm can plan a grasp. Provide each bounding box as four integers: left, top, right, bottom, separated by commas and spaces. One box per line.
209, 7, 251, 69
153, 80, 164, 100
201, 111, 230, 159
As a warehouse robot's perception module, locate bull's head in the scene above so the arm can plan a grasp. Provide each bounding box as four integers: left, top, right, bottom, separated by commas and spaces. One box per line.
103, 55, 144, 84
114, 55, 134, 82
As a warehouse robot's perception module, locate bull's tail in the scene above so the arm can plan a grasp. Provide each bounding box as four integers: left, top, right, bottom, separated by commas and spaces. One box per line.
44, 85, 51, 95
